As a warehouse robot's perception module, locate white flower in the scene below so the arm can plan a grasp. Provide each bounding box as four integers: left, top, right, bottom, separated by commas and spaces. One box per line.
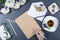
13, 1, 21, 9
5, 0, 26, 9
0, 7, 10, 14
20, 0, 26, 5
5, 0, 15, 8
1, 0, 27, 14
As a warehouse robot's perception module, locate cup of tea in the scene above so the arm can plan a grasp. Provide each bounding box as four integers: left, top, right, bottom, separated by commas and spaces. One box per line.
42, 16, 59, 32
46, 20, 54, 28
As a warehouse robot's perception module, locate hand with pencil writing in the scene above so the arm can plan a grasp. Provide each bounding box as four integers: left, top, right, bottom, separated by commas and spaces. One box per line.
33, 27, 47, 40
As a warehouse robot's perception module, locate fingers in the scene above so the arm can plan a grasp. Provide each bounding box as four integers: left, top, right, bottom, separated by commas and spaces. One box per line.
33, 27, 44, 40
33, 27, 40, 33
33, 27, 44, 35
39, 34, 44, 40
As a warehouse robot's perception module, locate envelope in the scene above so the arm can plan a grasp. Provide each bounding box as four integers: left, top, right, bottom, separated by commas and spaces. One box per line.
28, 2, 47, 21
15, 12, 41, 39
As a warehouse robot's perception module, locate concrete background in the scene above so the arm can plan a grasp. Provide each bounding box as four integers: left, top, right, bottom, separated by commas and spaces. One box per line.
0, 0, 60, 40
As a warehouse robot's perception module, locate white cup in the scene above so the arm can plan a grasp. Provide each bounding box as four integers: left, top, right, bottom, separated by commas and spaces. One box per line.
42, 16, 59, 32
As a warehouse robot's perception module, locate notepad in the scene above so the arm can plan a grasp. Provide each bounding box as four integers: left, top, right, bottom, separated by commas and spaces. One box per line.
15, 12, 41, 39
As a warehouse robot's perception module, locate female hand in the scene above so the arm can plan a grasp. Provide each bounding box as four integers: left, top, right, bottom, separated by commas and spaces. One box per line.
33, 27, 46, 40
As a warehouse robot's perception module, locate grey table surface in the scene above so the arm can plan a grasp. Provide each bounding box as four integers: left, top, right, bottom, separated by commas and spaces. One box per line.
0, 0, 60, 40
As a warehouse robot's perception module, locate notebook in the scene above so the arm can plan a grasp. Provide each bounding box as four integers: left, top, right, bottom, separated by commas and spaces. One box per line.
15, 11, 41, 39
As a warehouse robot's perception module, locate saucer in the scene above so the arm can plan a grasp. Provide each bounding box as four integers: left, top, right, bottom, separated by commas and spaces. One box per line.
42, 16, 59, 32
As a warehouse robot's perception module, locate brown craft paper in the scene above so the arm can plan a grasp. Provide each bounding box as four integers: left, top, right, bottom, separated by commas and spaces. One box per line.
15, 12, 41, 39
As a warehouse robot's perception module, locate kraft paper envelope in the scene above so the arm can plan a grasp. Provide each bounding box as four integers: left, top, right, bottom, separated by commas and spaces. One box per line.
15, 12, 41, 39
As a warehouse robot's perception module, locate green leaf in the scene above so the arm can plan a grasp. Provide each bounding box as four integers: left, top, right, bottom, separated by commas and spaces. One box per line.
4, 32, 8, 36
4, 26, 7, 31
4, 36, 9, 39
6, 38, 10, 40
4, 36, 10, 40
0, 0, 6, 4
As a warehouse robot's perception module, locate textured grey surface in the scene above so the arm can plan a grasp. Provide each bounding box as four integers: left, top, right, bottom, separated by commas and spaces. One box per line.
0, 0, 60, 40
